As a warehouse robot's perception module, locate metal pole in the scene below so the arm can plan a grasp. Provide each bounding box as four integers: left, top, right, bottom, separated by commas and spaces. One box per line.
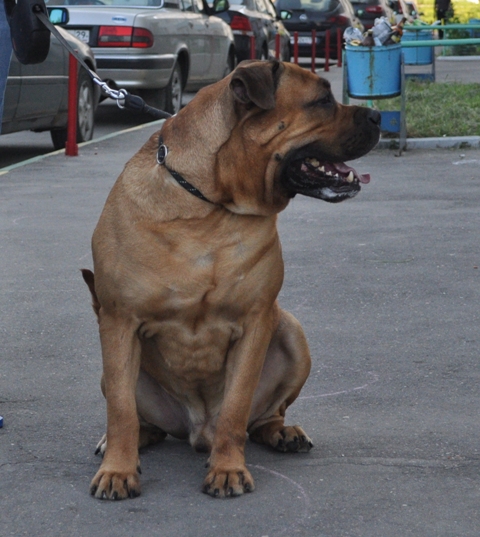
275, 33, 280, 60
337, 27, 342, 67
311, 30, 316, 73
250, 35, 256, 60
66, 53, 78, 157
324, 29, 330, 72
294, 32, 299, 64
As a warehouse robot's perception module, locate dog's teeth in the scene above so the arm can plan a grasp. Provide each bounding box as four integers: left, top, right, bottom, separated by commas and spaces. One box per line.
326, 171, 333, 176
311, 158, 320, 168
319, 166, 325, 172
346, 171, 354, 183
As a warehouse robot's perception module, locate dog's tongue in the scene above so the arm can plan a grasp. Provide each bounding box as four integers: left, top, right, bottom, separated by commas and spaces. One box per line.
334, 162, 371, 184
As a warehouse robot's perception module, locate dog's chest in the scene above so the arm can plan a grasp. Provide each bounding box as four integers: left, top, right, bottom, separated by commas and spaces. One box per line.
134, 221, 282, 383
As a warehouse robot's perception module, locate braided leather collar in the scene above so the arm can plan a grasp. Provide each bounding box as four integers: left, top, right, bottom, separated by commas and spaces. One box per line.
157, 136, 213, 204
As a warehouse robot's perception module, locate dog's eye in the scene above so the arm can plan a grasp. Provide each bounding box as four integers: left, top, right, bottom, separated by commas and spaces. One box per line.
308, 94, 334, 108
317, 94, 333, 106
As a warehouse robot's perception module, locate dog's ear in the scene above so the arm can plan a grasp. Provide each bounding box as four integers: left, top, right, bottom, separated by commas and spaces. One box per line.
230, 60, 283, 110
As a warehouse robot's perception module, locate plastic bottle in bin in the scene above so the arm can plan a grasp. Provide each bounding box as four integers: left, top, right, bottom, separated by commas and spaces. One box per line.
343, 27, 363, 46
372, 17, 393, 46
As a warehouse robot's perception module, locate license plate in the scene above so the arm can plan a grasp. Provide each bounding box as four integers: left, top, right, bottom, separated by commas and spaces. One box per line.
290, 36, 313, 45
68, 29, 90, 44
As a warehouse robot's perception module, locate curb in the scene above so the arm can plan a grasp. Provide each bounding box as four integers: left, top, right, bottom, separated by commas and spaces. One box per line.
0, 118, 165, 175
377, 136, 480, 150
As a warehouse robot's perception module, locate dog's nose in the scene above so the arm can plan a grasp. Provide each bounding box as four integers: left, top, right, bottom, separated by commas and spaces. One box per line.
367, 109, 381, 126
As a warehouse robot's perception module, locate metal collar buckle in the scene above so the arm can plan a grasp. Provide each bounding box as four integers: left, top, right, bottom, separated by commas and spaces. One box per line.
156, 143, 168, 165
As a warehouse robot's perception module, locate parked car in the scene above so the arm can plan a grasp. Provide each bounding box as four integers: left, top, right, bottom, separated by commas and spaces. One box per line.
216, 0, 291, 62
45, 0, 236, 114
348, 0, 395, 29
276, 0, 363, 59
389, 0, 420, 19
2, 26, 100, 150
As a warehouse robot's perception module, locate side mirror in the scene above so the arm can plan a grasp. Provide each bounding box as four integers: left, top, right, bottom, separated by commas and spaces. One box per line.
48, 7, 70, 25
203, 0, 230, 14
5, 0, 50, 64
280, 9, 293, 19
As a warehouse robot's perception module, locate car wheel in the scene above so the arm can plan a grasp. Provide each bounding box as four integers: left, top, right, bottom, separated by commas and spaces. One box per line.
223, 50, 235, 78
260, 45, 268, 61
50, 68, 95, 150
283, 43, 292, 62
141, 61, 183, 115
164, 62, 183, 115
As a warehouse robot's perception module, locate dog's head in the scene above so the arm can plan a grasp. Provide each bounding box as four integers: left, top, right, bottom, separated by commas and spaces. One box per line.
162, 60, 381, 215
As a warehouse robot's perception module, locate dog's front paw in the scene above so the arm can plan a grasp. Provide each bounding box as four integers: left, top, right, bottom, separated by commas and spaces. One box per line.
272, 425, 313, 453
202, 465, 255, 498
90, 467, 141, 500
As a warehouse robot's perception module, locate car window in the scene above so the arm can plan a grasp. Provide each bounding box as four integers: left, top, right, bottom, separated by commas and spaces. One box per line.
264, 0, 278, 17
254, 0, 268, 13
276, 0, 339, 11
46, 0, 165, 6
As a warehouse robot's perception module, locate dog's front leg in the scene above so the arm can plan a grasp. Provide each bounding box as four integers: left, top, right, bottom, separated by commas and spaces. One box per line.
203, 313, 275, 498
90, 313, 142, 500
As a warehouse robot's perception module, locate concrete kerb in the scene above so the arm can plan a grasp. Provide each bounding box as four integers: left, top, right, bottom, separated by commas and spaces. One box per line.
378, 135, 480, 150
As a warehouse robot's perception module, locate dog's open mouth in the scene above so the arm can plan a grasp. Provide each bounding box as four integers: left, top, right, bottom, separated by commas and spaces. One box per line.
282, 158, 371, 204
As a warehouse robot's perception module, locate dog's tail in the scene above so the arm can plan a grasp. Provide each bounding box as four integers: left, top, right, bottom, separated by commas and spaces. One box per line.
81, 269, 101, 318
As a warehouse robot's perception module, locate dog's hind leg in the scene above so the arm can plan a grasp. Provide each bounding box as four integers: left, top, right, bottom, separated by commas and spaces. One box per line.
94, 421, 167, 459
248, 308, 313, 453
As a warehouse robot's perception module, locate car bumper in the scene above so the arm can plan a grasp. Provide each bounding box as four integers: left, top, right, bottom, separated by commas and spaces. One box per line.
93, 51, 175, 90
289, 32, 341, 58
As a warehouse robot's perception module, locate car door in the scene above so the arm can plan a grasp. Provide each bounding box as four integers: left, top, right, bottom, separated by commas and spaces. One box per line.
15, 35, 67, 122
181, 0, 210, 84
254, 0, 276, 56
3, 55, 20, 126
198, 1, 232, 81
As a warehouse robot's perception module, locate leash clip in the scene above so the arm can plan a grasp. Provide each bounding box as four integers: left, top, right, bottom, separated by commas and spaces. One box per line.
157, 144, 168, 165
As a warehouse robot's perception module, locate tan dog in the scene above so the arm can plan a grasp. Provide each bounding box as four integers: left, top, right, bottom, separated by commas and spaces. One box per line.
82, 60, 380, 500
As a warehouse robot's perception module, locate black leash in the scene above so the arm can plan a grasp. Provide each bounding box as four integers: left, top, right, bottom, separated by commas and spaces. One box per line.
35, 8, 172, 120
36, 6, 210, 203
157, 137, 214, 204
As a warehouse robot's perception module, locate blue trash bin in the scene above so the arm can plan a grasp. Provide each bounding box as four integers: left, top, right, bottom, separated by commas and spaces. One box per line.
402, 30, 434, 65
470, 19, 480, 38
345, 43, 402, 98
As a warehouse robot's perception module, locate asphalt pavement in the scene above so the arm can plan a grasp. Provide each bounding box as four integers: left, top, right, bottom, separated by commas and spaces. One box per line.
1, 60, 480, 537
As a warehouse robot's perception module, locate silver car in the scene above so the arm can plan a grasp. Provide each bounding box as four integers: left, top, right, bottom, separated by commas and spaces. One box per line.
2, 26, 100, 150
46, 0, 236, 114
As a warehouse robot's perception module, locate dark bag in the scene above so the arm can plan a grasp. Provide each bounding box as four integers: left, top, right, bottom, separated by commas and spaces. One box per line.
4, 0, 50, 64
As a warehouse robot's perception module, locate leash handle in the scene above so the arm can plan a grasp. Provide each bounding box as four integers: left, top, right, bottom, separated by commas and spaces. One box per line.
123, 94, 173, 120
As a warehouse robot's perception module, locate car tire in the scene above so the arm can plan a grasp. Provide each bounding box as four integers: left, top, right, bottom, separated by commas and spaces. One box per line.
283, 43, 292, 62
223, 49, 236, 78
164, 62, 183, 115
141, 61, 183, 116
50, 68, 95, 150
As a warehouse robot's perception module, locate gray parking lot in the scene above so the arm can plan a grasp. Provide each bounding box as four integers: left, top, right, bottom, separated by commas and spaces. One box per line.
1, 61, 480, 536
